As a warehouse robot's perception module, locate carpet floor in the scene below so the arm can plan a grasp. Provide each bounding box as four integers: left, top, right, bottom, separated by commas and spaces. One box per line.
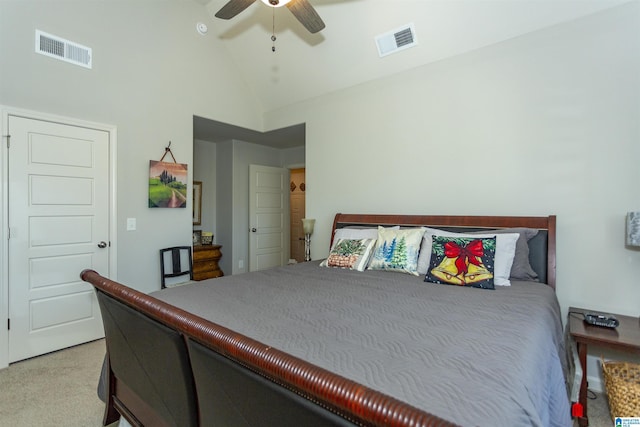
0, 339, 111, 427
0, 339, 615, 426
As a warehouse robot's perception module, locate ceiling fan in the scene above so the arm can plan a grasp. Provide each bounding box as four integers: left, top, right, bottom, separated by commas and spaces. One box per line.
215, 0, 325, 34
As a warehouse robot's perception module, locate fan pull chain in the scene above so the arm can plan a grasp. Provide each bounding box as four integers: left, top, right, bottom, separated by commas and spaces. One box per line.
271, 7, 276, 52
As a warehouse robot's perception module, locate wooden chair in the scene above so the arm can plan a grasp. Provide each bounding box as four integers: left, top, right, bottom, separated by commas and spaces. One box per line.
160, 246, 193, 289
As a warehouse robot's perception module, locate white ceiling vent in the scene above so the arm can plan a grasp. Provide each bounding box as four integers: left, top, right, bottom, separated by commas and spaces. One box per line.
35, 30, 92, 69
375, 23, 418, 58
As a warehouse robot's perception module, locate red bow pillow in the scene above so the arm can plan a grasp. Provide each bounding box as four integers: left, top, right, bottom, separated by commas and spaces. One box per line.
425, 236, 496, 289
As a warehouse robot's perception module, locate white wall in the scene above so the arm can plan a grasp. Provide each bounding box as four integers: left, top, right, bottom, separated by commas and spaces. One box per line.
215, 141, 234, 276
267, 2, 640, 316
193, 139, 217, 235
281, 145, 306, 168
0, 0, 263, 293
265, 3, 640, 389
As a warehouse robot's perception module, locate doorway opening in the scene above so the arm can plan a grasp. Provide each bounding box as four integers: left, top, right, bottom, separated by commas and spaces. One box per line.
289, 168, 306, 263
192, 116, 306, 275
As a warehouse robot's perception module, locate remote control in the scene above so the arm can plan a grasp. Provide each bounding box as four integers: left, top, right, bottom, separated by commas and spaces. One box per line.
583, 313, 619, 328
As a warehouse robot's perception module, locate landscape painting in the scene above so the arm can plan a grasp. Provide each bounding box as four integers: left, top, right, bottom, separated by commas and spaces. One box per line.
148, 160, 188, 208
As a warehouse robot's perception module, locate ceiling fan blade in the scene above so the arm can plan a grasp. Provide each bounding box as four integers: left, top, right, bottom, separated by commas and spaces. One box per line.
286, 0, 325, 34
215, 0, 257, 19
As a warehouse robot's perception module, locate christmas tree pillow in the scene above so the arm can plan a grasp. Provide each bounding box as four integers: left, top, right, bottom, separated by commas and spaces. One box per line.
320, 238, 377, 271
424, 235, 496, 290
368, 227, 426, 275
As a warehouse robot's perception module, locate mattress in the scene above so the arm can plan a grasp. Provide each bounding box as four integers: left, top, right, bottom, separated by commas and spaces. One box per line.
152, 261, 571, 427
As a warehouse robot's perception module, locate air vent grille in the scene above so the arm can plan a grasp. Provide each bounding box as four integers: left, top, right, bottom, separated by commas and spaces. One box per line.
35, 30, 92, 69
375, 23, 418, 58
394, 28, 414, 48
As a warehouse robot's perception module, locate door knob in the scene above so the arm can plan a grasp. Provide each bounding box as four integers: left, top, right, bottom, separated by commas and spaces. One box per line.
97, 241, 107, 248
251, 228, 257, 232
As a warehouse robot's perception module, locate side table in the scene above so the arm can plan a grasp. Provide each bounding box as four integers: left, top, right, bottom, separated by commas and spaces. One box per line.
568, 307, 640, 426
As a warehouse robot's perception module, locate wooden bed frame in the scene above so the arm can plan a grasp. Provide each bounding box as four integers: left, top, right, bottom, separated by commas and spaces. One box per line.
83, 213, 556, 427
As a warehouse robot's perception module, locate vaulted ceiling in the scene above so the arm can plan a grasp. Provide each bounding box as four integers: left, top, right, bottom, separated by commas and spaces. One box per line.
192, 0, 629, 147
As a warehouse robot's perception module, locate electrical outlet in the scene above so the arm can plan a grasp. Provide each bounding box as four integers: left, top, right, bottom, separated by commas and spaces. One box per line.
239, 260, 244, 269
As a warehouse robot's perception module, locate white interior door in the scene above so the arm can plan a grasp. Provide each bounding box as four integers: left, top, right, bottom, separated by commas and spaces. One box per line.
249, 165, 287, 272
8, 115, 109, 362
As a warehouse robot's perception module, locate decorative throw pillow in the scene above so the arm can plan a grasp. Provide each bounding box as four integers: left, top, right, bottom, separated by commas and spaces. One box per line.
320, 238, 377, 271
368, 227, 426, 275
332, 226, 399, 249
417, 229, 518, 286
424, 235, 496, 290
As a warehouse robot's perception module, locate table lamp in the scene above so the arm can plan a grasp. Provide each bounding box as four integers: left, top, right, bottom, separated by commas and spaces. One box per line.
302, 218, 315, 262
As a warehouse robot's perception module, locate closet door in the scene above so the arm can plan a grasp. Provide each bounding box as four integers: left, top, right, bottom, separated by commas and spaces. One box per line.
8, 115, 109, 362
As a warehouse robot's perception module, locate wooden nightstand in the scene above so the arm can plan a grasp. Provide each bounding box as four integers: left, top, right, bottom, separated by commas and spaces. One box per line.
192, 244, 224, 281
568, 307, 640, 426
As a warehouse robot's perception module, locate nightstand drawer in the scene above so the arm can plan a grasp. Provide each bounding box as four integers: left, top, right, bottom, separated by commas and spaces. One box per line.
193, 269, 223, 281
193, 246, 221, 261
193, 261, 216, 274
192, 244, 223, 281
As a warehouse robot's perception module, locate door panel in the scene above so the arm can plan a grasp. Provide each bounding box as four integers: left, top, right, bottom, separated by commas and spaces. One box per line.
30, 132, 94, 166
257, 212, 283, 228
31, 291, 95, 330
8, 115, 109, 362
256, 232, 284, 250
30, 253, 93, 288
30, 216, 93, 246
31, 175, 93, 204
249, 165, 286, 272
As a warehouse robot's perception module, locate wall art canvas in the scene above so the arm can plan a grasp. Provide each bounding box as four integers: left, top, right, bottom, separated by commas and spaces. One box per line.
148, 160, 188, 208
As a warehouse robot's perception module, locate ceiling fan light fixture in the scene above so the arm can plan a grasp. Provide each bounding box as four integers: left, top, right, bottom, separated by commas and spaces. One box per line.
260, 0, 292, 8
216, 0, 324, 34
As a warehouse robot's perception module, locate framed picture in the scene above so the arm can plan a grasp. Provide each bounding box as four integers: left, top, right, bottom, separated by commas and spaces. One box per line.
192, 230, 202, 246
148, 160, 188, 208
193, 181, 202, 225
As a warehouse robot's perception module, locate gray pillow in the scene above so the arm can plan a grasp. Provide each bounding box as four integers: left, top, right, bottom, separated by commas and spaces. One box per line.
469, 228, 539, 281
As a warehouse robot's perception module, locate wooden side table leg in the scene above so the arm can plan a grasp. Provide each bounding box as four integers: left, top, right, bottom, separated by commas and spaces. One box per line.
577, 341, 589, 427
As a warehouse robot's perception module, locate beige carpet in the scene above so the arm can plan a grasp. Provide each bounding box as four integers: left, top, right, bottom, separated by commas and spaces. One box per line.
0, 338, 615, 426
0, 339, 111, 427
583, 392, 615, 427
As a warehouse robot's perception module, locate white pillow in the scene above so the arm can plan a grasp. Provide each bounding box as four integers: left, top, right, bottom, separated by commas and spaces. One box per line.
332, 226, 399, 248
417, 228, 519, 286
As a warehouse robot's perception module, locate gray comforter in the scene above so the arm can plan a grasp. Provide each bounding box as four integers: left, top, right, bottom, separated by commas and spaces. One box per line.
152, 261, 571, 427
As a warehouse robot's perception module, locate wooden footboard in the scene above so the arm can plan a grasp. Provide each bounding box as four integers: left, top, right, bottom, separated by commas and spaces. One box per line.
83, 269, 457, 427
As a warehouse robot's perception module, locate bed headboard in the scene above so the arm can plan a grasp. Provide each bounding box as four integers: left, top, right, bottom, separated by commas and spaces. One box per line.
330, 213, 557, 290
